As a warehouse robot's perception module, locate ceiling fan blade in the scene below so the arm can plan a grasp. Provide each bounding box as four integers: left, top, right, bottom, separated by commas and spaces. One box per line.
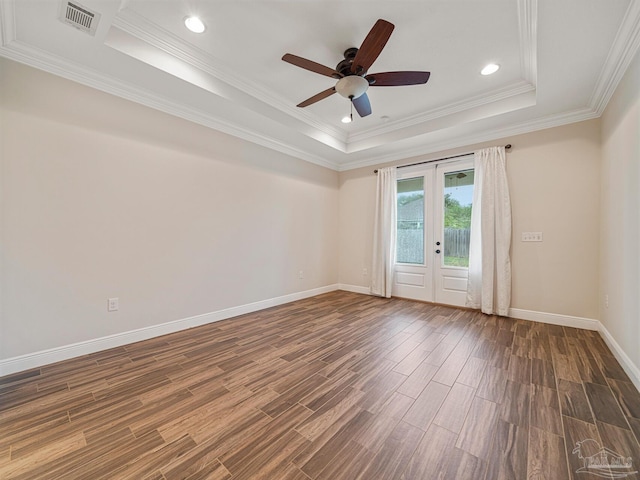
367, 71, 431, 86
282, 54, 342, 79
351, 19, 394, 75
297, 87, 337, 107
352, 93, 372, 117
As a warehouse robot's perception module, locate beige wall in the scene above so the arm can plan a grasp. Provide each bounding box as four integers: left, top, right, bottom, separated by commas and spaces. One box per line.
600, 49, 640, 369
0, 59, 339, 359
339, 120, 602, 320
2, 51, 637, 379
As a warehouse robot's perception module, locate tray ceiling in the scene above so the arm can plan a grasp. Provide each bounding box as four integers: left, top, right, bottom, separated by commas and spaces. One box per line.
1, 0, 639, 170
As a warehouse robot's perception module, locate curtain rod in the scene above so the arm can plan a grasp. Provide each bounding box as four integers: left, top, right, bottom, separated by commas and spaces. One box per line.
373, 144, 512, 174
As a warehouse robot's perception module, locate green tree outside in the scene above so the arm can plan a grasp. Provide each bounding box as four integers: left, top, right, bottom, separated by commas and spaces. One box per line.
444, 193, 472, 228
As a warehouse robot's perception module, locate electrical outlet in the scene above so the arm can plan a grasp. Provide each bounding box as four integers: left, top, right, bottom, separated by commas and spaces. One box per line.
108, 297, 119, 312
522, 232, 543, 242
362, 268, 368, 276
605, 294, 609, 308
298, 270, 304, 279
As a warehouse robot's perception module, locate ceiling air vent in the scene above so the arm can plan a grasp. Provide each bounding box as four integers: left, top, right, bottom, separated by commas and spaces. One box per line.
59, 1, 101, 36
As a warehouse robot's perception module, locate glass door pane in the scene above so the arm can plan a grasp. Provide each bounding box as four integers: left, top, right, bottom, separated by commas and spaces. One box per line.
442, 169, 474, 267
396, 177, 424, 265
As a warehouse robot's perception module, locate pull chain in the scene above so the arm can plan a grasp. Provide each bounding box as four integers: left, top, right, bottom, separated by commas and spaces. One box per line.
349, 95, 354, 122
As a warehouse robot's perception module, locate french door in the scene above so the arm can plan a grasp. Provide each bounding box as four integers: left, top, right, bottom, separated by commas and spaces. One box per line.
393, 158, 475, 307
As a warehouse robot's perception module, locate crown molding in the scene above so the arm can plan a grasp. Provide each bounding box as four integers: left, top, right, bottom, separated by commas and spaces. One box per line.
1, 0, 634, 174
112, 5, 541, 155
589, 0, 640, 115
0, 35, 602, 174
111, 8, 348, 146
347, 80, 535, 146
0, 0, 16, 45
0, 0, 338, 167
518, 0, 537, 85
347, 0, 538, 143
337, 106, 599, 171
0, 39, 340, 170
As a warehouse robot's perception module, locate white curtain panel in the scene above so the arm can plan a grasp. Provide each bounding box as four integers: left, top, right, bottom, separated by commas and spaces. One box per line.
466, 146, 512, 315
370, 167, 397, 298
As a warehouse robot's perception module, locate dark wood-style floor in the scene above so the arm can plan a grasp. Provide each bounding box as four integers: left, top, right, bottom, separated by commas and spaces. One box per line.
2, 291, 640, 479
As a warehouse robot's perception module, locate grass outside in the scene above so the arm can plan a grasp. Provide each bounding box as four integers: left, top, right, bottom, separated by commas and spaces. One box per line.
444, 256, 469, 267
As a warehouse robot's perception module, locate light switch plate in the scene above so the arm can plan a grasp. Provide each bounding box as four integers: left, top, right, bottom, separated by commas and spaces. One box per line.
522, 232, 543, 242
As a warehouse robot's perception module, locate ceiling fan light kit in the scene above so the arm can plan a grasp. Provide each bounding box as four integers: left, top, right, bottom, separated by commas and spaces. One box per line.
335, 76, 369, 99
282, 19, 430, 121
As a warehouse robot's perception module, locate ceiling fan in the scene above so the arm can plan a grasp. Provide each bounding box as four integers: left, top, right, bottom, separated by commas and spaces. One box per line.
282, 19, 430, 119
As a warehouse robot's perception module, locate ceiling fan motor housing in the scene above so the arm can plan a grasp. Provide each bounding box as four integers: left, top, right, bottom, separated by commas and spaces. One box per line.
336, 47, 359, 76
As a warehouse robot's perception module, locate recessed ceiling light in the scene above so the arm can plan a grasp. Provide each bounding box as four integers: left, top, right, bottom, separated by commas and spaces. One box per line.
184, 16, 205, 33
481, 63, 500, 76
341, 115, 352, 124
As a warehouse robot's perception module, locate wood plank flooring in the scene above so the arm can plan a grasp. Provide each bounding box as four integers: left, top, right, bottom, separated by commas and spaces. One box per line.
1, 291, 640, 479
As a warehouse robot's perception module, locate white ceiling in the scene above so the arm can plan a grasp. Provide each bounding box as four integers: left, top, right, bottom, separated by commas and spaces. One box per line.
1, 0, 639, 170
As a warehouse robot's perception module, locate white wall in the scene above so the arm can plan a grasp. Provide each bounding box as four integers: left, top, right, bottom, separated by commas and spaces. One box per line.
339, 120, 602, 320
600, 48, 640, 370
0, 59, 339, 361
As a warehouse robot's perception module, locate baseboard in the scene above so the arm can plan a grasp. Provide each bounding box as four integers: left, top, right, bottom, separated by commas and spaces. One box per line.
4, 289, 639, 394
0, 284, 340, 377
338, 283, 371, 295
508, 308, 599, 331
597, 323, 640, 392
